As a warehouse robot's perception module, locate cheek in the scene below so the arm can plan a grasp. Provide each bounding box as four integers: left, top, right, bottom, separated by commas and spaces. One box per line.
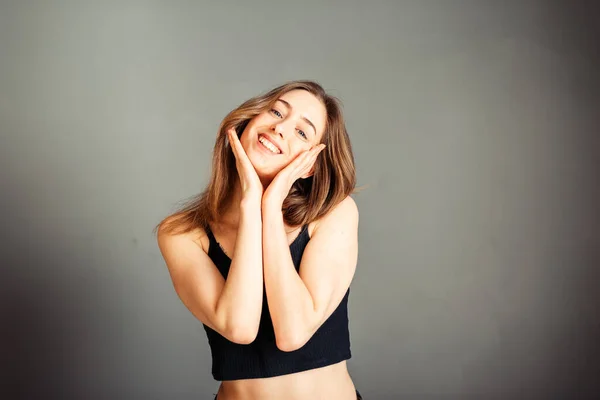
248, 113, 270, 128
239, 125, 256, 146
287, 146, 307, 161
279, 146, 310, 169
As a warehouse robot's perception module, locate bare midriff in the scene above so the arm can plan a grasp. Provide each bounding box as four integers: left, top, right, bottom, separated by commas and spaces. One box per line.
216, 360, 357, 400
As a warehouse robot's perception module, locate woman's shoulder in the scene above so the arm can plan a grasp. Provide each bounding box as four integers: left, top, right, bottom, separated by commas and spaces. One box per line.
157, 214, 209, 254
309, 195, 358, 238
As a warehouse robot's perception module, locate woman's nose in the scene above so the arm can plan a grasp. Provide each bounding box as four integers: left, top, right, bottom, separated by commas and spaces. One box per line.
272, 123, 287, 138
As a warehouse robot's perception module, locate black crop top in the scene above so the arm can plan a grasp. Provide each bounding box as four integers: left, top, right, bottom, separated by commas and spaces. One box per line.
202, 224, 352, 381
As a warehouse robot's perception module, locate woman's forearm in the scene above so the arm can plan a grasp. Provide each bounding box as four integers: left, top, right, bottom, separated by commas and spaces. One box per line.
215, 198, 263, 343
262, 207, 315, 351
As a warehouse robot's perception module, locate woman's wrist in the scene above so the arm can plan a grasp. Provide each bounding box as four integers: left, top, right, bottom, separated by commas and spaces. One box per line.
240, 194, 263, 212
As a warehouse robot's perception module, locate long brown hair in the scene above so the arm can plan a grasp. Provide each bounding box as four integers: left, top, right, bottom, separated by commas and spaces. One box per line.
155, 80, 357, 236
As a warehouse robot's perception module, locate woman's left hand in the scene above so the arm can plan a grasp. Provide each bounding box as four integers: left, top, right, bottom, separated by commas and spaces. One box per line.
262, 144, 326, 209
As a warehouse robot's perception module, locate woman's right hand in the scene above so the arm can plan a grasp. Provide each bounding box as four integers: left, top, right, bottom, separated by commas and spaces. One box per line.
227, 128, 264, 202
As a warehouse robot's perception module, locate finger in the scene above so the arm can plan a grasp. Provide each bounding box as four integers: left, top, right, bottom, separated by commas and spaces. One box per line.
284, 146, 323, 180
308, 147, 323, 160
305, 146, 323, 164
293, 152, 319, 178
228, 129, 239, 158
276, 151, 307, 183
300, 164, 315, 179
300, 145, 324, 164
228, 128, 255, 169
228, 128, 240, 148
306, 146, 324, 165
308, 146, 325, 166
302, 148, 324, 176
293, 150, 315, 172
228, 129, 246, 161
287, 148, 311, 167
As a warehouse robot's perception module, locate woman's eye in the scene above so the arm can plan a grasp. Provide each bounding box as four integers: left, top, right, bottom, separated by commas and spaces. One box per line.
271, 109, 282, 118
297, 129, 307, 139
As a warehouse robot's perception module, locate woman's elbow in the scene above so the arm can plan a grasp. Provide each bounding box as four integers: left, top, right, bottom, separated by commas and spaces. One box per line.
275, 332, 309, 352
225, 324, 259, 345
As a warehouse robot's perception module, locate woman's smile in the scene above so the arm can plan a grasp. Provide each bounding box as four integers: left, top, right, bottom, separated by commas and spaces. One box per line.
257, 134, 283, 155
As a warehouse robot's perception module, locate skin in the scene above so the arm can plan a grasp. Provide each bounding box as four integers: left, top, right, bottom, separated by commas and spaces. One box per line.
159, 90, 359, 400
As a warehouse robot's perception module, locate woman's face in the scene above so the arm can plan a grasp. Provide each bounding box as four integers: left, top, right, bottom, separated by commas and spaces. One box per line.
240, 89, 327, 181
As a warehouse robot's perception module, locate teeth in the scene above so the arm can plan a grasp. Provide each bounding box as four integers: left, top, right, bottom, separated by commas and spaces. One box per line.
259, 136, 280, 154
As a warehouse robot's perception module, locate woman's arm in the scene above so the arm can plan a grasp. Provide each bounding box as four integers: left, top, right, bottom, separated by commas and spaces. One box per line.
158, 199, 263, 344
214, 198, 263, 340
262, 196, 358, 352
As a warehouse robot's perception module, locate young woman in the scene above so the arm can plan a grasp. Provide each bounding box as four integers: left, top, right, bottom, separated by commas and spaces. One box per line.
156, 80, 361, 399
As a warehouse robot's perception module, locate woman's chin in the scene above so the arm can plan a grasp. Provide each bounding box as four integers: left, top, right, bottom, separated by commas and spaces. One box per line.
248, 156, 282, 177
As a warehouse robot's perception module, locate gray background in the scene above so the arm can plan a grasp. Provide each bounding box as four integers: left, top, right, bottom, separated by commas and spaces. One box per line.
2, 1, 599, 399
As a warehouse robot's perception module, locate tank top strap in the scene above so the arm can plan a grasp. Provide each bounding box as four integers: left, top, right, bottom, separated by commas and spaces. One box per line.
204, 224, 217, 245
300, 223, 309, 238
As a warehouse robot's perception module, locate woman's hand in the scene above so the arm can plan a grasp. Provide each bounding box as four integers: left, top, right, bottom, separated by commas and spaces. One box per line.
228, 128, 264, 202
262, 144, 326, 210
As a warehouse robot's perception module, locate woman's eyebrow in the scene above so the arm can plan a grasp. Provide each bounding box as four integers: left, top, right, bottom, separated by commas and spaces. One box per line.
276, 99, 316, 135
